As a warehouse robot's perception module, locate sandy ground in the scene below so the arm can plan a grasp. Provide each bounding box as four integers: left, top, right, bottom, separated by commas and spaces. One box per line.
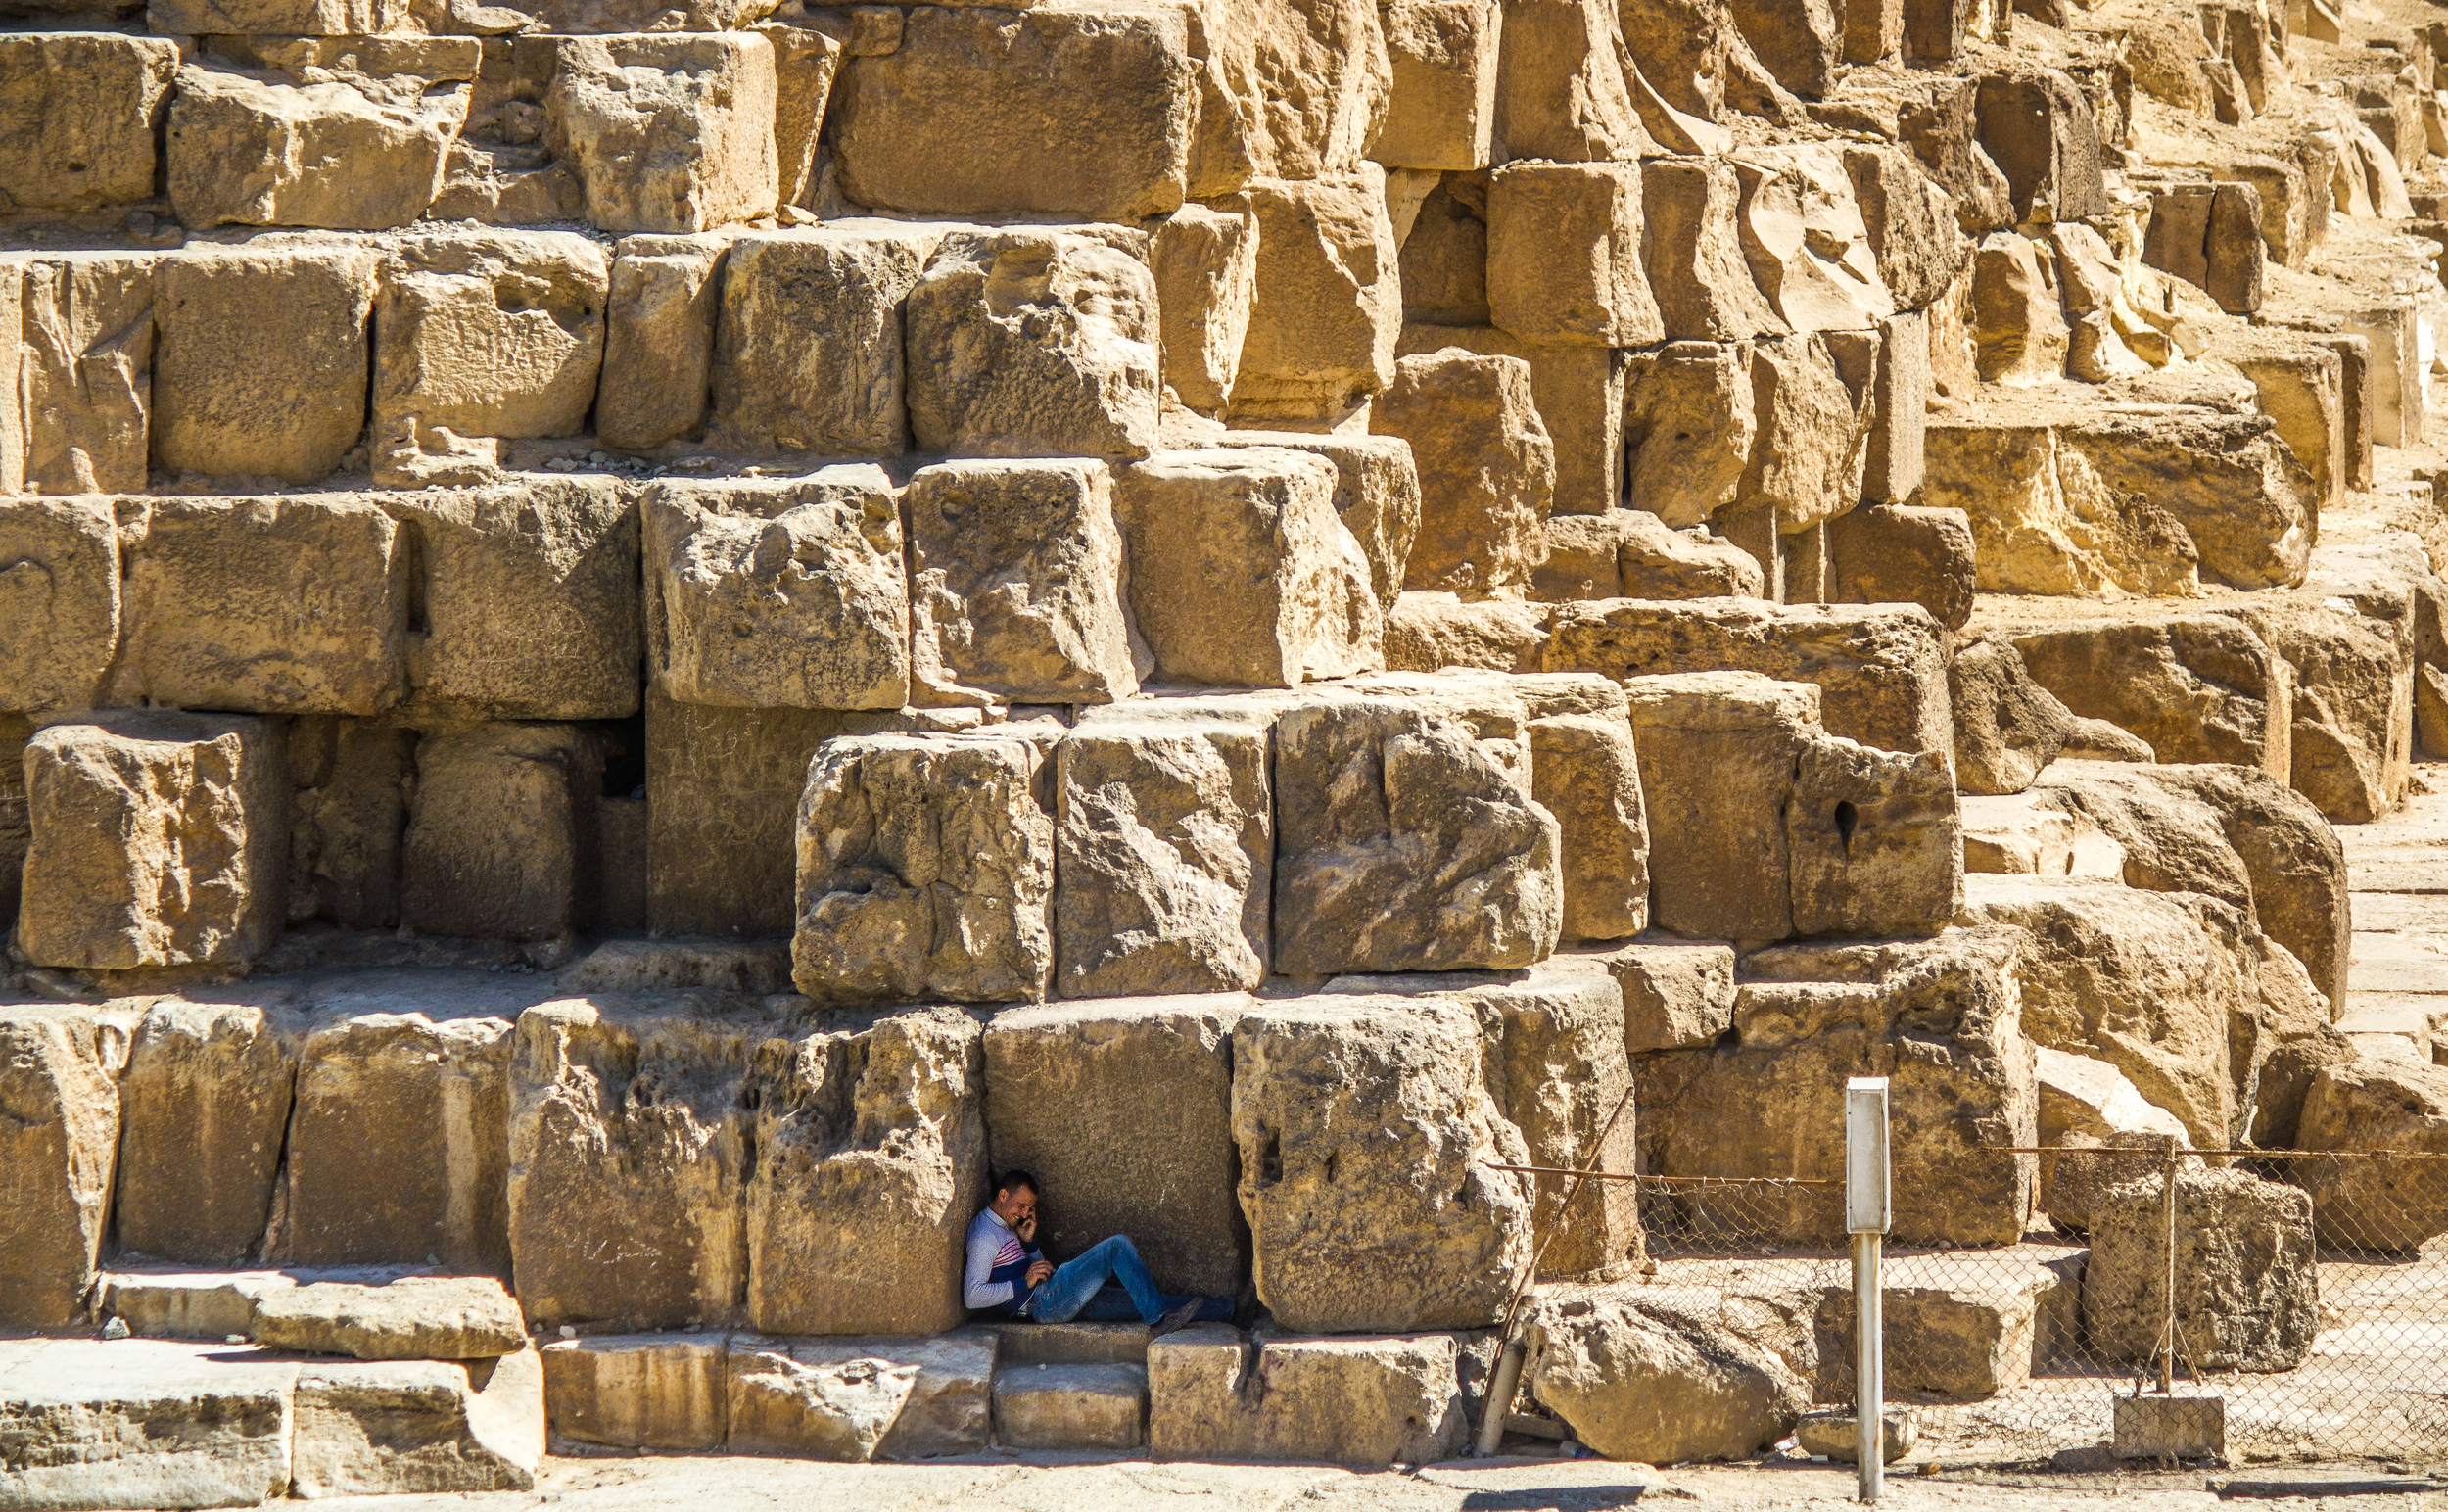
292, 1451, 2448, 1512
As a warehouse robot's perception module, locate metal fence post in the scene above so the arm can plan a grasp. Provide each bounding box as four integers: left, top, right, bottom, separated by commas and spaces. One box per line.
1847, 1078, 1892, 1503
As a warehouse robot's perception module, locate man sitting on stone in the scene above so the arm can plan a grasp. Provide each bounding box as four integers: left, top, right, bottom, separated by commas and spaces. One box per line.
963, 1169, 1238, 1337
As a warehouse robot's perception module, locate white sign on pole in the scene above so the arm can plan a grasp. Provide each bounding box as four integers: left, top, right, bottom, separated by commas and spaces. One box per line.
1846, 1077, 1891, 1236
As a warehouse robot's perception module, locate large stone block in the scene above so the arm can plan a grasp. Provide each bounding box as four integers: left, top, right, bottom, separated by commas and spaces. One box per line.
1737, 332, 1865, 536
510, 991, 793, 1328
1548, 597, 1951, 758
1372, 351, 1555, 597
19, 253, 158, 496
1377, 0, 1501, 169
0, 497, 120, 714
1533, 511, 1762, 603
370, 231, 606, 486
1148, 1327, 1468, 1465
545, 34, 777, 234
1271, 682, 1562, 975
792, 731, 1057, 1006
2142, 180, 2265, 316
1529, 1294, 1805, 1463
2034, 1046, 2189, 1231
1635, 929, 2035, 1247
708, 224, 944, 458
643, 470, 909, 713
1396, 322, 1625, 517
1527, 705, 1650, 944
0, 1007, 124, 1328
1225, 170, 1401, 422
1491, 0, 1647, 162
541, 1334, 729, 1450
282, 972, 538, 1274
1384, 591, 1549, 673
2084, 1167, 2315, 1371
907, 229, 1162, 460
1232, 999, 1532, 1332
1973, 70, 2107, 222
1056, 704, 1273, 997
0, 34, 178, 212
253, 1276, 526, 1361
1211, 431, 1421, 609
728, 1331, 995, 1460
1621, 672, 1813, 942
0, 1339, 295, 1506
151, 243, 377, 487
1995, 610, 2291, 777
1786, 735, 1961, 940
1730, 146, 1896, 333
167, 40, 476, 230
597, 233, 730, 451
905, 459, 1144, 707
1827, 502, 1972, 633
1152, 204, 1259, 414
1623, 339, 1758, 527
1584, 936, 1736, 1052
20, 713, 286, 970
117, 995, 306, 1267
1485, 161, 1662, 347
384, 477, 638, 721
1640, 159, 1787, 343
110, 495, 407, 718
833, 2, 1194, 220
400, 724, 603, 942
2298, 1044, 2448, 1251
983, 995, 1246, 1296
748, 1008, 987, 1336
2247, 600, 2412, 825
290, 1347, 542, 1497
1116, 449, 1382, 687
1191, 0, 1390, 190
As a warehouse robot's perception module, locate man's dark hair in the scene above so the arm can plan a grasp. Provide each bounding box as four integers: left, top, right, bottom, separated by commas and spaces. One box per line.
995, 1169, 1038, 1198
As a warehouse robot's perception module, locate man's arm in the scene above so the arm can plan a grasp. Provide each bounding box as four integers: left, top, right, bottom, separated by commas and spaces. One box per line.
963, 1219, 1014, 1311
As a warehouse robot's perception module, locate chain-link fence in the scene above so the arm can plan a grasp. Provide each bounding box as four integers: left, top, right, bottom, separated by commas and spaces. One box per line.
1502, 1142, 2448, 1478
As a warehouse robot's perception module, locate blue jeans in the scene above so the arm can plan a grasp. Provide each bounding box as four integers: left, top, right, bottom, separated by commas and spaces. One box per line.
1021, 1235, 1234, 1326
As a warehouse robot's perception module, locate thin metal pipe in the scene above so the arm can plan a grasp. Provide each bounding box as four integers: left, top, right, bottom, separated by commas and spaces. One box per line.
1855, 1230, 1882, 1503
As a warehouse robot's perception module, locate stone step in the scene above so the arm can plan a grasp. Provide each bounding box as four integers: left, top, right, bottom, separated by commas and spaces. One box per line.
975, 1319, 1152, 1366
2348, 932, 2448, 995
990, 1361, 1149, 1451
95, 1265, 526, 1359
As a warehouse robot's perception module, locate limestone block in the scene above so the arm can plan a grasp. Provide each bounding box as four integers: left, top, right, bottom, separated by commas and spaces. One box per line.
1730, 146, 1896, 333
1921, 415, 2197, 598
151, 0, 400, 30
1399, 176, 1490, 325
1153, 204, 1259, 414
1191, 0, 1390, 191
1548, 598, 1951, 758
1055, 708, 1272, 998
1373, 351, 1554, 596
0, 1007, 124, 1328
729, 1332, 995, 1459
1377, 0, 1502, 169
1384, 591, 1549, 672
1622, 672, 1817, 941
833, 3, 1194, 220
1528, 711, 1649, 943
1585, 936, 1736, 1051
904, 459, 1142, 707
19, 253, 157, 496
1233, 1002, 1530, 1331
1827, 502, 1974, 632
993, 1361, 1146, 1450
2250, 602, 2410, 824
167, 40, 477, 230
400, 724, 603, 942
0, 34, 177, 212
2084, 1167, 2316, 1371
2231, 344, 2345, 510
1623, 340, 1758, 527
756, 20, 845, 210
0, 268, 20, 497
906, 229, 1161, 460
110, 495, 407, 718
510, 991, 793, 1328
2063, 410, 2313, 592
748, 1008, 988, 1337
20, 713, 286, 970
96, 1269, 295, 1341
1226, 170, 1401, 422
1535, 511, 1761, 601
1529, 1295, 1804, 1463
425, 143, 586, 228
1786, 735, 1961, 940
982, 996, 1245, 1294
371, 231, 606, 485
1970, 234, 2068, 386
1973, 71, 2108, 223
0, 497, 120, 714
0, 1340, 295, 1506
1640, 159, 1787, 343
1271, 684, 1563, 975
1949, 636, 2077, 795
644, 475, 909, 713
2034, 1046, 2189, 1230
1148, 1327, 1468, 1465
1998, 611, 2292, 776
1486, 161, 1661, 347
152, 244, 377, 488
291, 1347, 542, 1496
2298, 1044, 2448, 1251
1211, 431, 1421, 608
2142, 180, 2266, 316
1729, 0, 1839, 96
1843, 144, 1963, 308
597, 234, 729, 451
254, 1276, 527, 1360
117, 996, 306, 1267
541, 1334, 729, 1450
1861, 310, 1928, 504
1395, 323, 1624, 518
1491, 0, 1648, 162
384, 478, 639, 721
1639, 929, 2034, 1246
643, 695, 904, 939
1116, 449, 1382, 686
546, 34, 778, 235
1740, 333, 1866, 535
792, 731, 1057, 1005
1817, 1253, 2071, 1397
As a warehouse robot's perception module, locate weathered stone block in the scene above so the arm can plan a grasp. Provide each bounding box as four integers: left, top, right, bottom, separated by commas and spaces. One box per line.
1623, 672, 1814, 941
1827, 502, 1974, 632
792, 731, 1057, 1006
1583, 936, 1736, 1052
1485, 161, 1662, 347
254, 1276, 527, 1361
1372, 351, 1555, 597
0, 497, 120, 714
0, 1007, 124, 1328
1149, 1327, 1468, 1465
152, 243, 377, 487
1973, 70, 2108, 223
18, 253, 156, 496
1491, 0, 1647, 162
993, 1361, 1147, 1450
2085, 1167, 2315, 1371
1623, 339, 1758, 527
1786, 735, 1961, 939
21, 713, 286, 970
597, 233, 730, 451
1730, 146, 1896, 333
709, 224, 945, 458
1996, 610, 2291, 777
983, 995, 1246, 1296
1384, 591, 1549, 673
1528, 706, 1650, 943
1226, 170, 1401, 422
1190, 0, 1391, 191
545, 34, 777, 234
728, 1332, 995, 1460
0, 1339, 295, 1505
400, 724, 602, 942
1377, 0, 1501, 169
1152, 203, 1258, 414
541, 1334, 729, 1450
117, 996, 306, 1267
290, 1347, 542, 1496
0, 34, 178, 212
1396, 322, 1625, 517
1641, 159, 1787, 343
1211, 431, 1421, 610
1529, 1294, 1804, 1462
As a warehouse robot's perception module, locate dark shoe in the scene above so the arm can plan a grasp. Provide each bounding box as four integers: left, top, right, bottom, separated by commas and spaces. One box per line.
1232, 1281, 1260, 1330
1151, 1299, 1203, 1340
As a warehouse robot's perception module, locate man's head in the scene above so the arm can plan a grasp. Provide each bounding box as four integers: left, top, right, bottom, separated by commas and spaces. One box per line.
989, 1169, 1038, 1228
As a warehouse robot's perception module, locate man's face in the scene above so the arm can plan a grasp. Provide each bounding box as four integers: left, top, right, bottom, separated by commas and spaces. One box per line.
991, 1184, 1036, 1228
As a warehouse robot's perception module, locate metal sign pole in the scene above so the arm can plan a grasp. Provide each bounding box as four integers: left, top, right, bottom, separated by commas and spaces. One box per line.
1847, 1078, 1892, 1504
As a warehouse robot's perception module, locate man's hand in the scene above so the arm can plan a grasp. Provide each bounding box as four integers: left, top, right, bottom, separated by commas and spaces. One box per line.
1026, 1259, 1055, 1287
1016, 1212, 1038, 1243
